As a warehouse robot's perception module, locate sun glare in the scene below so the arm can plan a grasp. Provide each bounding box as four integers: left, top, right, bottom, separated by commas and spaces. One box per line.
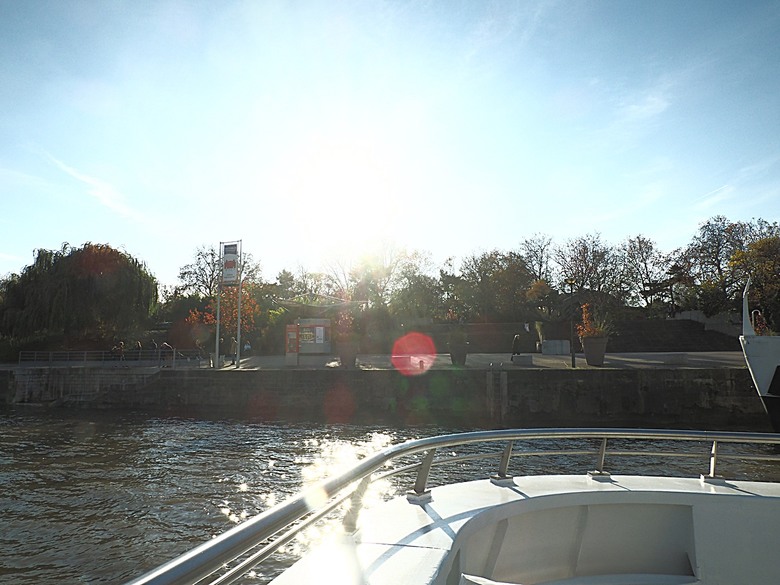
277, 129, 411, 258
291, 433, 397, 575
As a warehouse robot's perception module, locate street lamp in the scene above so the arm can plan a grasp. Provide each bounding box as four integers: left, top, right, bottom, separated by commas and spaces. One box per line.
564, 278, 577, 368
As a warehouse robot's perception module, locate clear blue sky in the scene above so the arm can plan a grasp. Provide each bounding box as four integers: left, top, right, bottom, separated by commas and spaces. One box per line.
1, 0, 779, 286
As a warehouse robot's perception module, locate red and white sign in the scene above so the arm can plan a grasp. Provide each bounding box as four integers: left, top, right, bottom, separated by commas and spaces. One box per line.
222, 243, 239, 284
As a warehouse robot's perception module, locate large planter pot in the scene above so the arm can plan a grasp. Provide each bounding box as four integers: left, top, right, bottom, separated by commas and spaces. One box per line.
581, 336, 608, 367
336, 340, 359, 369
448, 342, 469, 366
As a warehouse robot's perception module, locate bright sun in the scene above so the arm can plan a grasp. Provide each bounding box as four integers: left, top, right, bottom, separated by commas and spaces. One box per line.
279, 130, 409, 261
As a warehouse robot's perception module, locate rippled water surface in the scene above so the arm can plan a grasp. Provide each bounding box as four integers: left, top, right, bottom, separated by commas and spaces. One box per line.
0, 408, 478, 584
2, 407, 779, 584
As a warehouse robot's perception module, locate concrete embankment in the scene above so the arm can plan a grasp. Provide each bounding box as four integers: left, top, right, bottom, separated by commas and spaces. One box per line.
2, 365, 771, 431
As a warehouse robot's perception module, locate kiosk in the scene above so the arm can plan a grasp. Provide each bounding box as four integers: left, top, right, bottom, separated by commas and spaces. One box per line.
285, 319, 331, 366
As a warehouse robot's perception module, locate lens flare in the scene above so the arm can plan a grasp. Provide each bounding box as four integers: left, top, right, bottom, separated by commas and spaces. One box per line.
303, 486, 329, 511
391, 332, 436, 376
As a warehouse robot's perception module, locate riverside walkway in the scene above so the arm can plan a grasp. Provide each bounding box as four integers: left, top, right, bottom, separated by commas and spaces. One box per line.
232, 351, 747, 371
10, 350, 747, 371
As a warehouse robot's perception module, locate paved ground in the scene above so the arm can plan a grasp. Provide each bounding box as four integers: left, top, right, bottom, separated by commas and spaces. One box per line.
228, 351, 748, 371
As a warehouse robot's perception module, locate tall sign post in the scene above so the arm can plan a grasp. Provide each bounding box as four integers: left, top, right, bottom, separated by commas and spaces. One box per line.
215, 240, 242, 368
214, 283, 222, 368
235, 242, 242, 368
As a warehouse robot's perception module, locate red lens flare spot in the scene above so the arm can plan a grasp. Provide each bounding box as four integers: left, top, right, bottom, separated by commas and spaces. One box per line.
391, 332, 436, 376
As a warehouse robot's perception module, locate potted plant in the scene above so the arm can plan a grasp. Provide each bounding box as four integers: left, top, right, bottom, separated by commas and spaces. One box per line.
447, 325, 469, 366
576, 303, 611, 366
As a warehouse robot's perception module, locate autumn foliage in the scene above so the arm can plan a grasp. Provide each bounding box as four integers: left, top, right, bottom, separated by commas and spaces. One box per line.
575, 303, 610, 338
186, 284, 260, 337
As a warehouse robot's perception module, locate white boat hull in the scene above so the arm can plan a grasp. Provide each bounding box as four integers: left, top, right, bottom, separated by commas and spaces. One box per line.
740, 279, 780, 432
740, 335, 780, 432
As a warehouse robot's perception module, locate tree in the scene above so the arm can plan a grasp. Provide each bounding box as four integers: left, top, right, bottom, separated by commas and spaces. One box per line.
274, 269, 312, 300
388, 262, 446, 323
553, 233, 621, 299
186, 282, 262, 343
520, 233, 553, 281
677, 216, 780, 315
353, 246, 416, 308
320, 244, 420, 310
177, 244, 262, 298
618, 235, 669, 307
526, 279, 557, 318
457, 250, 535, 322
740, 218, 780, 242
177, 245, 221, 298
438, 258, 470, 322
730, 236, 780, 329
0, 243, 157, 343
683, 216, 739, 310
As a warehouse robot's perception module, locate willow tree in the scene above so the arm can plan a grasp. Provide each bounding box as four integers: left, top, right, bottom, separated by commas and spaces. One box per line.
0, 243, 158, 342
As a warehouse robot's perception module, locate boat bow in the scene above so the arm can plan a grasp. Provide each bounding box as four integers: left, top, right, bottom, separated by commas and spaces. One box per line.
739, 278, 780, 431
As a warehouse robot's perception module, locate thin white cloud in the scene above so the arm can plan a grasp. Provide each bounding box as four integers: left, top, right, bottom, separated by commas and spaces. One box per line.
690, 155, 780, 212
620, 91, 670, 122
693, 184, 734, 209
0, 167, 52, 190
587, 80, 674, 154
464, 0, 560, 67
0, 251, 30, 277
579, 182, 668, 228
0, 251, 26, 262
615, 75, 674, 125
45, 154, 145, 222
737, 154, 780, 182
723, 155, 780, 211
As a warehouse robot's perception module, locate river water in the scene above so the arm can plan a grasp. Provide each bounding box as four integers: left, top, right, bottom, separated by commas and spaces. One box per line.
1, 407, 481, 584
2, 407, 779, 585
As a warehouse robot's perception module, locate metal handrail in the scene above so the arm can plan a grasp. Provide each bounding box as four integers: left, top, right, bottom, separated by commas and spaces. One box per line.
125, 428, 780, 585
17, 349, 205, 368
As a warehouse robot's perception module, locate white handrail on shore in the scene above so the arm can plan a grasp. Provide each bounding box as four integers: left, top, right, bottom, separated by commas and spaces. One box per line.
17, 349, 206, 368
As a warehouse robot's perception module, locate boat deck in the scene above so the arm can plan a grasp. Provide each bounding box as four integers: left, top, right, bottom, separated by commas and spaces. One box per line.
125, 430, 780, 585
272, 474, 780, 585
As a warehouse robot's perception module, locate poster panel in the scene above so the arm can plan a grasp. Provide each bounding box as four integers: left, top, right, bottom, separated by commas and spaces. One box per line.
222, 243, 239, 284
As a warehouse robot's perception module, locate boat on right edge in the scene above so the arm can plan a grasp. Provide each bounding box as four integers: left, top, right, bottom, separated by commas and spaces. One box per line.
739, 278, 780, 432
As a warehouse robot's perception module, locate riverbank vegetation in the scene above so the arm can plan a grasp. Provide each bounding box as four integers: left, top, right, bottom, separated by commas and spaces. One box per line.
0, 215, 778, 361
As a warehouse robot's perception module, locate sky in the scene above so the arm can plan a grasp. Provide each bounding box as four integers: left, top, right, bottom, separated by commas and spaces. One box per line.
1, 0, 779, 287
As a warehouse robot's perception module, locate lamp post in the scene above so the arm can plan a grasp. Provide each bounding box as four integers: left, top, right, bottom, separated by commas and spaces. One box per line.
564, 278, 577, 368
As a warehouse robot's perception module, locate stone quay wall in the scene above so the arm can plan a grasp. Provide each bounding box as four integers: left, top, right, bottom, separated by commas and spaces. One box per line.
2, 366, 771, 431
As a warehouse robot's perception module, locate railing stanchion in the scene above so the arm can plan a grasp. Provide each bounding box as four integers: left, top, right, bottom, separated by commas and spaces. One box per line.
499, 440, 514, 477
407, 449, 436, 503
709, 440, 719, 478
343, 476, 372, 532
597, 437, 608, 472
491, 440, 517, 486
